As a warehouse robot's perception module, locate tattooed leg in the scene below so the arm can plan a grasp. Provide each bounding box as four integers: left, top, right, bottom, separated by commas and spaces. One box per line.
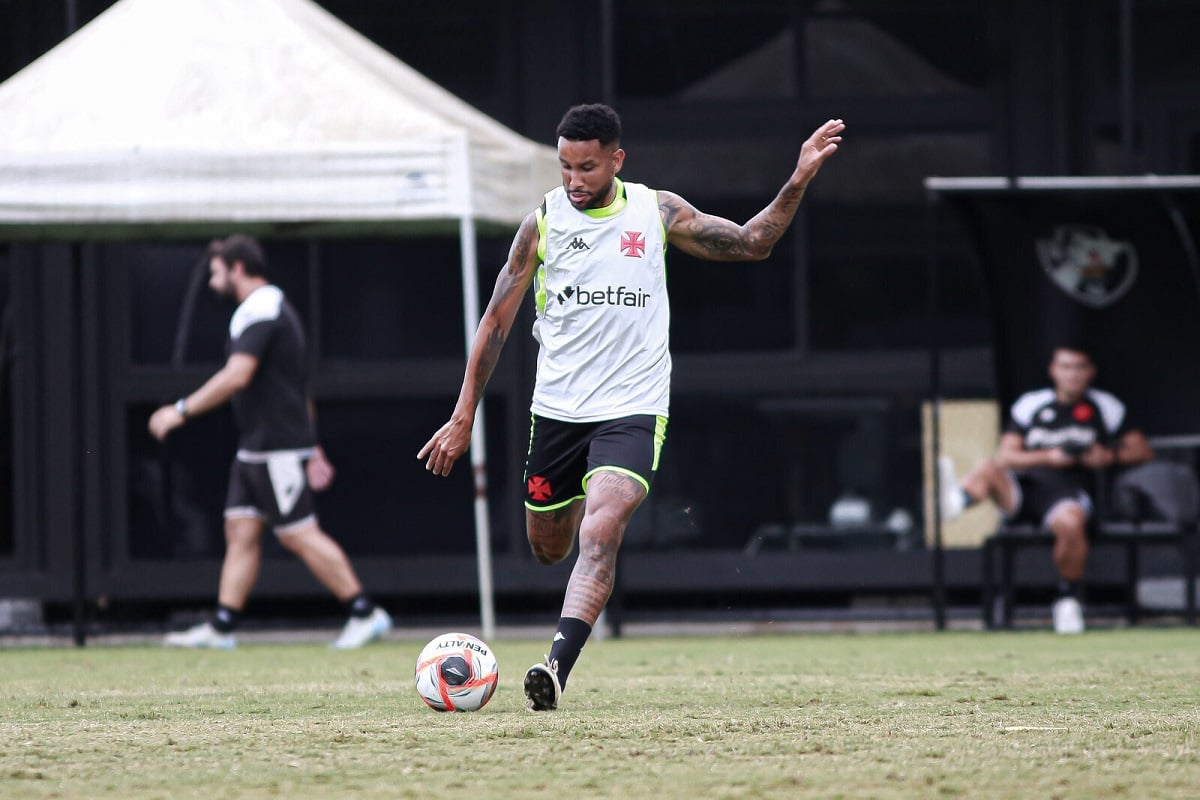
526, 501, 584, 565
560, 470, 647, 625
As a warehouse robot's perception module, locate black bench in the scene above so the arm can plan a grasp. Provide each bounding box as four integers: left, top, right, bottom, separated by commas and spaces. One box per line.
981, 520, 1198, 629
979, 438, 1200, 629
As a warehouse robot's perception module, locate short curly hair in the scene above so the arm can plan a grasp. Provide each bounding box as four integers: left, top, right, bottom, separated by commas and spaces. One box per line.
556, 103, 622, 147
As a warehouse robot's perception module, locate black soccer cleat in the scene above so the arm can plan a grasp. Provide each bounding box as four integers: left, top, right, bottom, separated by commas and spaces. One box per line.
523, 660, 562, 711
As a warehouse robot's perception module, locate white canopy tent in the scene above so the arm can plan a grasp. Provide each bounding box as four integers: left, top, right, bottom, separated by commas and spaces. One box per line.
0, 0, 562, 639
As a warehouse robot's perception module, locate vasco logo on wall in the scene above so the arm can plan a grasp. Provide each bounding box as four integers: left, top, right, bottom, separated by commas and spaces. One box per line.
1034, 225, 1138, 308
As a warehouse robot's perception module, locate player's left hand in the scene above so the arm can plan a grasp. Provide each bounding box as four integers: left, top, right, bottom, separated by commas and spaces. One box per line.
796, 118, 845, 183
307, 446, 336, 491
1079, 444, 1115, 470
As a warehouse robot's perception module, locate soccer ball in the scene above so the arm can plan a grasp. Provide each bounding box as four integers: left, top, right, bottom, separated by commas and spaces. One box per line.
414, 632, 499, 712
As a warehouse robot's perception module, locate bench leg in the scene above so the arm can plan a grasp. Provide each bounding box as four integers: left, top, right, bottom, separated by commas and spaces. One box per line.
1001, 540, 1015, 630
1126, 540, 1140, 626
1187, 535, 1197, 627
981, 539, 994, 629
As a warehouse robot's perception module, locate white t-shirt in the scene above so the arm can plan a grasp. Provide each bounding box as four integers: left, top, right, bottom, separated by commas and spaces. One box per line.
530, 179, 671, 422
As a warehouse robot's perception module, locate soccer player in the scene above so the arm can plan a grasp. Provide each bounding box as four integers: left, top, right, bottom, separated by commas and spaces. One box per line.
939, 344, 1154, 633
151, 234, 392, 650
419, 103, 844, 709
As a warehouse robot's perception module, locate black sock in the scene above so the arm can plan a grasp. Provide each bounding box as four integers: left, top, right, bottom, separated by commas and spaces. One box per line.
548, 616, 593, 691
345, 594, 376, 619
1057, 579, 1080, 600
213, 604, 240, 633
960, 489, 978, 510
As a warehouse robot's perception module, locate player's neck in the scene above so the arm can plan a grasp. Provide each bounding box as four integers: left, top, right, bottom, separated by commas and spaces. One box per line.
235, 277, 269, 304
1056, 388, 1086, 404
584, 177, 625, 218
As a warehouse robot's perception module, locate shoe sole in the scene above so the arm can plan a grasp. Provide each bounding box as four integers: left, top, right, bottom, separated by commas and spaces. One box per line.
523, 665, 560, 711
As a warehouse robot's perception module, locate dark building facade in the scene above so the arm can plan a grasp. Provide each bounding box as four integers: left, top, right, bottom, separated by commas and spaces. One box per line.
2, 0, 1199, 624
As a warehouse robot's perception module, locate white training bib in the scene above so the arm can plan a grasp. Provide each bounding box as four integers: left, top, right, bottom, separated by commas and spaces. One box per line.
531, 180, 671, 422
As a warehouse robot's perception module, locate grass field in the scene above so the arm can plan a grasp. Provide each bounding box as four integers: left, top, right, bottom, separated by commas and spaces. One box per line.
3, 628, 1199, 799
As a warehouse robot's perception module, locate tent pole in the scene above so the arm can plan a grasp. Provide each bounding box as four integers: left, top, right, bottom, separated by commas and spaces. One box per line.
927, 189, 947, 631
459, 215, 496, 642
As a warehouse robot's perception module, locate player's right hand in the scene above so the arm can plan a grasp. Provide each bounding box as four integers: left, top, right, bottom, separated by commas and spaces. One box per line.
418, 415, 473, 477
148, 405, 184, 442
1044, 447, 1078, 468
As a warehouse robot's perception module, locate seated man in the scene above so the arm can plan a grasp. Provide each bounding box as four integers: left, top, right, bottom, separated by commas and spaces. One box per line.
940, 345, 1154, 634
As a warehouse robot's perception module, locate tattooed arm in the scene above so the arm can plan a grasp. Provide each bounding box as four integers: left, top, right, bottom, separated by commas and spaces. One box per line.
661, 118, 845, 262
418, 212, 542, 476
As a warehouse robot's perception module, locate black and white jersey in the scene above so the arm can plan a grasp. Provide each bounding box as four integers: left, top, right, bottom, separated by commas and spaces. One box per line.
1006, 387, 1129, 486
228, 285, 315, 453
1007, 387, 1128, 450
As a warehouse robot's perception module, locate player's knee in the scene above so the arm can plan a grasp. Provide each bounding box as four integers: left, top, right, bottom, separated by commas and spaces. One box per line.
532, 549, 561, 566
276, 533, 305, 556
1050, 506, 1088, 539
529, 540, 571, 565
276, 525, 323, 555
575, 545, 617, 584
977, 458, 1007, 488
527, 528, 572, 564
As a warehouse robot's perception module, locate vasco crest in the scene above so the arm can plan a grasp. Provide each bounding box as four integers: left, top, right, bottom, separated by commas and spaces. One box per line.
1035, 225, 1138, 308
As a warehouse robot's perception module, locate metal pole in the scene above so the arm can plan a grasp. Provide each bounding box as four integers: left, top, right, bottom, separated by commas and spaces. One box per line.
459, 215, 496, 642
71, 245, 87, 646
64, 0, 86, 651
599, 0, 615, 105
1118, 0, 1136, 171
927, 191, 946, 631
65, 0, 79, 34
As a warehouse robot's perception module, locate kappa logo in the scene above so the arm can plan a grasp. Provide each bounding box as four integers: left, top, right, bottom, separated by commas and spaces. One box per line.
1035, 225, 1138, 308
621, 230, 646, 258
567, 237, 590, 251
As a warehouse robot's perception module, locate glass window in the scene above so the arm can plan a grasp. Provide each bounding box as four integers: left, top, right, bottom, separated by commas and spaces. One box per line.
123, 240, 310, 366
806, 204, 988, 351
1134, 1, 1200, 90
668, 196, 796, 354
304, 397, 512, 557
125, 397, 512, 560
616, 1, 794, 100
126, 403, 235, 560
615, 2, 990, 102
317, 238, 470, 361
804, 4, 989, 97
328, 0, 505, 112
632, 394, 921, 552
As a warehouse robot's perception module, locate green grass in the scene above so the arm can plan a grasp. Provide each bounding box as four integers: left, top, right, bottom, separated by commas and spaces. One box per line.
3, 629, 1200, 799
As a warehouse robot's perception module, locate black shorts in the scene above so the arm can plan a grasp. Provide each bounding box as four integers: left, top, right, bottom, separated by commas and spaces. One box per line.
1011, 468, 1093, 527
225, 451, 318, 534
523, 414, 668, 511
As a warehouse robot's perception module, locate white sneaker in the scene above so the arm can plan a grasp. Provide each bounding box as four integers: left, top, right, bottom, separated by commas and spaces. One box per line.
938, 455, 965, 521
1053, 596, 1085, 634
331, 607, 393, 650
163, 622, 236, 650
